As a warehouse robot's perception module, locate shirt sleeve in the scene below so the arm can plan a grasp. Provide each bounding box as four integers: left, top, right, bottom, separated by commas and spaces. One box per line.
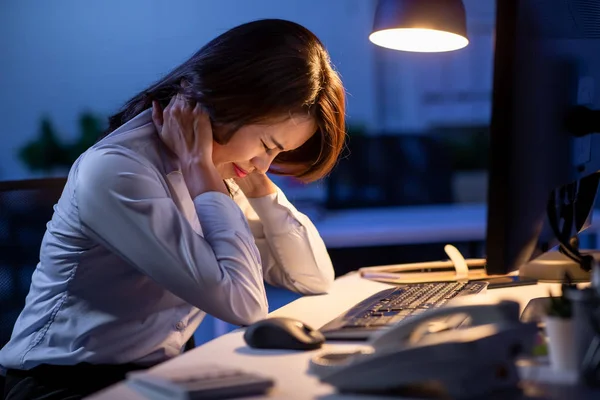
75, 146, 268, 326
229, 180, 334, 295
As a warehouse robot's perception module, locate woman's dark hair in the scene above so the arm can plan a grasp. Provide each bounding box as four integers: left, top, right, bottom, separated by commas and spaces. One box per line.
104, 19, 346, 182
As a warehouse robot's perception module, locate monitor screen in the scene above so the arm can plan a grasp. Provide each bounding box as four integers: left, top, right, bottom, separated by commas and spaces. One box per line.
485, 0, 600, 278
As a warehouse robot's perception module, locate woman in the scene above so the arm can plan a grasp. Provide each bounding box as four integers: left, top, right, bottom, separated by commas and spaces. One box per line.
0, 19, 345, 399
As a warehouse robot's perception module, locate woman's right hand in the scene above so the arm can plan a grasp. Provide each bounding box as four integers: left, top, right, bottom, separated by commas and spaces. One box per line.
152, 95, 229, 198
152, 94, 214, 167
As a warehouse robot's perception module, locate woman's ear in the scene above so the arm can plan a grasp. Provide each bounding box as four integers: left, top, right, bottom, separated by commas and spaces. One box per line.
180, 79, 191, 89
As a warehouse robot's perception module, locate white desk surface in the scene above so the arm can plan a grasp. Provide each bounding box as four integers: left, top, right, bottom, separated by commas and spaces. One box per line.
315, 204, 600, 249
88, 272, 584, 400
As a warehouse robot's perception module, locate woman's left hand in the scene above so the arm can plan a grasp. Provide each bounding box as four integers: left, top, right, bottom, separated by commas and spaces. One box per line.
234, 171, 277, 198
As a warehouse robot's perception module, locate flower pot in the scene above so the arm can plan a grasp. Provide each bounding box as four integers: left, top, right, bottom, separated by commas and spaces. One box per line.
544, 316, 578, 372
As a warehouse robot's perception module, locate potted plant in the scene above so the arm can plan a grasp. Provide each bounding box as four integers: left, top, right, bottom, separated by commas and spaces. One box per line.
544, 280, 578, 372
19, 112, 103, 176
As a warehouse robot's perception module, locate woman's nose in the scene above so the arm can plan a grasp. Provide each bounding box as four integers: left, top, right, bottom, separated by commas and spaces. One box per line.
252, 154, 276, 174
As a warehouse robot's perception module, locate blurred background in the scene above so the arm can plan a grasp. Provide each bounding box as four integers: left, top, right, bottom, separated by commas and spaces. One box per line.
0, 0, 530, 344
0, 0, 494, 185
0, 0, 495, 238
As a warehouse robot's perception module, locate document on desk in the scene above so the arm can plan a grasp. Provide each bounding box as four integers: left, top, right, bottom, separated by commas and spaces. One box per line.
126, 364, 274, 400
358, 258, 499, 284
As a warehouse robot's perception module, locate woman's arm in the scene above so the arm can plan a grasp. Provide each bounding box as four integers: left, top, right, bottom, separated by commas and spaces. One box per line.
230, 179, 335, 295
76, 147, 268, 326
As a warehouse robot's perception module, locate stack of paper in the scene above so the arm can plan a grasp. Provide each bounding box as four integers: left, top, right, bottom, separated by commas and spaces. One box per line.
358, 259, 506, 284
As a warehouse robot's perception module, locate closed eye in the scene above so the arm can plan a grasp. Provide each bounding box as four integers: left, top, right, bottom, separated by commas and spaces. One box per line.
261, 140, 275, 153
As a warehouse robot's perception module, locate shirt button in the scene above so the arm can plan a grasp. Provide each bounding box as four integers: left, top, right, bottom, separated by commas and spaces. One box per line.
175, 321, 186, 331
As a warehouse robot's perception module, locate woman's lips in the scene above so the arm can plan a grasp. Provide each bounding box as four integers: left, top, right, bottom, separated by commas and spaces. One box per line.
232, 163, 248, 178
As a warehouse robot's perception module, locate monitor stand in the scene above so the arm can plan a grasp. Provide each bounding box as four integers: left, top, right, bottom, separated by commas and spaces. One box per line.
519, 250, 598, 282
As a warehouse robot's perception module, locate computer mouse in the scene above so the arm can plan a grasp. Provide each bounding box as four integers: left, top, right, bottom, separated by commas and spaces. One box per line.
243, 317, 325, 350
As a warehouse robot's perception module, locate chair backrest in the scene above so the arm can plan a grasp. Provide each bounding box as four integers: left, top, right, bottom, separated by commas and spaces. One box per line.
0, 177, 67, 349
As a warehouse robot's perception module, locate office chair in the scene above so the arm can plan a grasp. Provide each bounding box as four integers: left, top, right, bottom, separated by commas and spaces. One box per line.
0, 178, 67, 348
0, 177, 195, 394
0, 177, 67, 395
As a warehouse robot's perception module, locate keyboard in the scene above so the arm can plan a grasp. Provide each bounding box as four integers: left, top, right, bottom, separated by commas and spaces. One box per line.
319, 281, 488, 340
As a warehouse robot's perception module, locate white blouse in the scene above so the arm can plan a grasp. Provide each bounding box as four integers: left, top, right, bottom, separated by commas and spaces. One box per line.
0, 109, 334, 370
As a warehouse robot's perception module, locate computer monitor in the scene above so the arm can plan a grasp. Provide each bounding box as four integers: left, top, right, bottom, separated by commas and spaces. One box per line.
485, 0, 600, 281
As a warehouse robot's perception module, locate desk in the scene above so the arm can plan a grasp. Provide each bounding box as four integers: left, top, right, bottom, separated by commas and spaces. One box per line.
89, 272, 600, 399
207, 206, 600, 347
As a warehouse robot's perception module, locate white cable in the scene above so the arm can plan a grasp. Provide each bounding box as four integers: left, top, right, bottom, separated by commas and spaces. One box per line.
444, 244, 469, 282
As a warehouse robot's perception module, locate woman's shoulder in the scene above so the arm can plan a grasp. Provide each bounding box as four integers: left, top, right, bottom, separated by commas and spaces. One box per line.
73, 137, 166, 194
79, 143, 152, 171
77, 115, 167, 176
68, 143, 171, 215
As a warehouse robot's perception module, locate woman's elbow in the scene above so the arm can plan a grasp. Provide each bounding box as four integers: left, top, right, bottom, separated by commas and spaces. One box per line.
294, 272, 335, 295
312, 274, 335, 294
201, 284, 269, 326
221, 288, 269, 326
228, 302, 268, 326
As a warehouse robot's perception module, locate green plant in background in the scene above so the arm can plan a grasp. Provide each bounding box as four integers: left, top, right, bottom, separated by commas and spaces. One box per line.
547, 290, 572, 318
19, 112, 104, 173
68, 113, 104, 162
546, 274, 576, 319
18, 117, 69, 172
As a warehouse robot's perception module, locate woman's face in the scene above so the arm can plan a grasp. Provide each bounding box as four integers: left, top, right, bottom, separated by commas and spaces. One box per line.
212, 114, 317, 179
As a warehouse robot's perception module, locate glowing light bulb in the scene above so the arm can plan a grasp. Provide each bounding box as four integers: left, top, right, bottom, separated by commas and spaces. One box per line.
369, 28, 469, 53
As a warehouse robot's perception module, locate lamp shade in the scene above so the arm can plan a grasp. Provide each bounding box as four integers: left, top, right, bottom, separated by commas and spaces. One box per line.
370, 0, 469, 52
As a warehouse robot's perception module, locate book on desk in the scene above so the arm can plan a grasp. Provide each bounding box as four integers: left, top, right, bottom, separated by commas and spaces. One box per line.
359, 258, 494, 283
358, 258, 537, 290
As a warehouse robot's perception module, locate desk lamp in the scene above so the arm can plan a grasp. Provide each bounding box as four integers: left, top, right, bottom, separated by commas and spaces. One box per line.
369, 0, 469, 52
